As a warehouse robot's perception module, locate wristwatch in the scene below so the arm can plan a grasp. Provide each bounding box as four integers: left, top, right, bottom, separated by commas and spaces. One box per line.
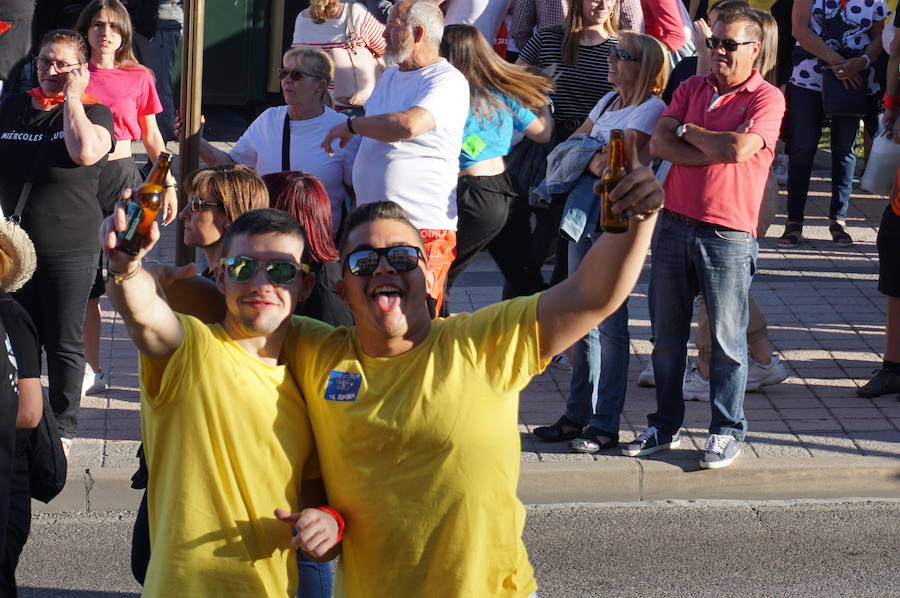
676, 123, 688, 139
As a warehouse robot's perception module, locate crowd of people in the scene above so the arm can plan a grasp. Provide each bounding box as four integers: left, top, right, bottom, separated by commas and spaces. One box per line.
0, 0, 897, 595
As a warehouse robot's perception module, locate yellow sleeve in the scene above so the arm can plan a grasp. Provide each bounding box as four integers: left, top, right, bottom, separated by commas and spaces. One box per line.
139, 313, 209, 407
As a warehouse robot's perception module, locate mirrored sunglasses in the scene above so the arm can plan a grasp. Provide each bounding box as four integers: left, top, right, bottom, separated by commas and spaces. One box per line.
188, 195, 223, 213
219, 255, 309, 286
344, 245, 424, 277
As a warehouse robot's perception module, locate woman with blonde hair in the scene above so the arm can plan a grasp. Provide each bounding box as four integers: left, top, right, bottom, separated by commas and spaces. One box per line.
439, 24, 554, 312
194, 47, 358, 236
533, 32, 670, 452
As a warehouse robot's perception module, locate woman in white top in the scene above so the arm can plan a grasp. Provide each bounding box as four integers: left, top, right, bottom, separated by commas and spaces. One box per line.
292, 0, 386, 110
197, 47, 359, 235
533, 32, 669, 453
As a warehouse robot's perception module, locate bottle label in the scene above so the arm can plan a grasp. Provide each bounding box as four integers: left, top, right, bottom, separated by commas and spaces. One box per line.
120, 201, 144, 242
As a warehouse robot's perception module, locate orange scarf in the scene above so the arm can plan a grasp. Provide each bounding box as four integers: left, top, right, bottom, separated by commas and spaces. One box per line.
26, 87, 100, 109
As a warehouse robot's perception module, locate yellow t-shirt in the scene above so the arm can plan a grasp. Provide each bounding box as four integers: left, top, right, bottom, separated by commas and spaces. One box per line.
286, 294, 548, 598
139, 314, 317, 598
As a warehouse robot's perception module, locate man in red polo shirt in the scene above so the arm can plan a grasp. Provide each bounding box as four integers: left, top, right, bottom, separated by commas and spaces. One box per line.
624, 5, 785, 469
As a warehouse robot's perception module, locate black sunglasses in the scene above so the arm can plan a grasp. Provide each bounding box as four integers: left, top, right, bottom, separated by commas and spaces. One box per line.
344, 245, 424, 277
187, 195, 223, 213
610, 47, 639, 62
705, 37, 757, 52
277, 68, 321, 82
219, 255, 309, 286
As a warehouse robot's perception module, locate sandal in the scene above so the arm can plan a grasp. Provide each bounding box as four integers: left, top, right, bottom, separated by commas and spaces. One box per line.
829, 221, 853, 247
569, 426, 619, 453
777, 222, 802, 247
533, 415, 583, 442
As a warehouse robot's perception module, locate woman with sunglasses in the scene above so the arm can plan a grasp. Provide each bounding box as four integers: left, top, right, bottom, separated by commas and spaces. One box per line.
437, 24, 553, 315
0, 29, 114, 454
194, 47, 358, 237
75, 0, 177, 398
264, 171, 353, 328
533, 32, 669, 453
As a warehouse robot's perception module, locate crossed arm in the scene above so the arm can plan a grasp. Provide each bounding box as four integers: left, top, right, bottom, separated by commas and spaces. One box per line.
649, 115, 763, 165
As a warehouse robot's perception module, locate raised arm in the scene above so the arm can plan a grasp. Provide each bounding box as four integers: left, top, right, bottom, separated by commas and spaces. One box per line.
101, 192, 184, 365
62, 66, 112, 165
537, 135, 663, 361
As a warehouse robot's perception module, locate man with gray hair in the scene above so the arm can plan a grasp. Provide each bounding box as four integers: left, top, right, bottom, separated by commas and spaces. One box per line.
322, 0, 469, 314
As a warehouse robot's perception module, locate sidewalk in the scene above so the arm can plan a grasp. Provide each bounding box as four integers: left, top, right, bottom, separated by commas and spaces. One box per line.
37, 145, 900, 513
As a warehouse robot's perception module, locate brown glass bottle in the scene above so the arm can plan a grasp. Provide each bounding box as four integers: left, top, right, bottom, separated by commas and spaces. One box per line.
597, 129, 629, 234
116, 152, 172, 256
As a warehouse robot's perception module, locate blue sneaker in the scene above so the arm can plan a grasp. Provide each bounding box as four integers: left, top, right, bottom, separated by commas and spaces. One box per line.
699, 434, 741, 469
621, 426, 681, 457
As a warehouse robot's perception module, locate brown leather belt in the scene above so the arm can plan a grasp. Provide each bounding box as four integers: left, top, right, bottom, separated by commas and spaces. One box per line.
663, 208, 709, 227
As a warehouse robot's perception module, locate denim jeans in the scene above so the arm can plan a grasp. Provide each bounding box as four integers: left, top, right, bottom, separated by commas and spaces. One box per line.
133, 24, 182, 142
786, 84, 868, 222
648, 212, 756, 440
12, 251, 98, 438
563, 233, 630, 436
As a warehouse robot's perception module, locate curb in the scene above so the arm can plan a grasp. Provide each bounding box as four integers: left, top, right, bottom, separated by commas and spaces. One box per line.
33, 458, 900, 513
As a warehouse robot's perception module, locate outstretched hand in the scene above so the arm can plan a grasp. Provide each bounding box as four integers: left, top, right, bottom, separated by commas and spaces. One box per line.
274, 507, 341, 559
595, 131, 664, 220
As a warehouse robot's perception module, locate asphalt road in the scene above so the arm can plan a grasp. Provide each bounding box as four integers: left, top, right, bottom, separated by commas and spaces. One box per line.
16, 499, 900, 597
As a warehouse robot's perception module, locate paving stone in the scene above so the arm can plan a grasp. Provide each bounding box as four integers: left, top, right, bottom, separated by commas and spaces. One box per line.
796, 432, 862, 458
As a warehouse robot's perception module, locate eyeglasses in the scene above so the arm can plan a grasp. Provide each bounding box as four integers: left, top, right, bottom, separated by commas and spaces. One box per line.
34, 56, 83, 72
187, 195, 224, 214
610, 47, 639, 62
219, 255, 309, 285
344, 245, 424, 277
705, 37, 757, 52
277, 68, 321, 82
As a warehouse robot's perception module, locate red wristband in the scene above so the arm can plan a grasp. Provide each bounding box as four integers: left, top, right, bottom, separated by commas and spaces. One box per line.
883, 95, 900, 110
314, 506, 345, 542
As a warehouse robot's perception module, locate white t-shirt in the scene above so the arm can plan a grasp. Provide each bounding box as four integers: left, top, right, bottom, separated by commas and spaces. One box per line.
588, 92, 666, 145
444, 0, 511, 45
228, 105, 360, 233
353, 60, 469, 231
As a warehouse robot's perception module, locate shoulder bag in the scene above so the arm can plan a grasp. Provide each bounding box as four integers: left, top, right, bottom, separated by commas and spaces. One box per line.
330, 2, 383, 107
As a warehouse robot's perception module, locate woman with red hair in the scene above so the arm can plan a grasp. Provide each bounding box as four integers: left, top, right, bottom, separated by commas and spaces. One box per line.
264, 171, 353, 327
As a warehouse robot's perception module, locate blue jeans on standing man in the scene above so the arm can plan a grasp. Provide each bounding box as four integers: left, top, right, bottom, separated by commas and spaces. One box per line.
648, 212, 756, 441
563, 232, 630, 436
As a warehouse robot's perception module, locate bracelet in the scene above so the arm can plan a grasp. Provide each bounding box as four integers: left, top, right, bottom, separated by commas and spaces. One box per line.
63, 94, 80, 102
883, 95, 900, 110
107, 262, 142, 285
346, 116, 356, 135
314, 506, 345, 542
860, 54, 872, 69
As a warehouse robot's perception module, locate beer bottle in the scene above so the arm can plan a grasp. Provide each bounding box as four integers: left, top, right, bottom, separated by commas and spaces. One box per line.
116, 152, 172, 256
598, 129, 629, 234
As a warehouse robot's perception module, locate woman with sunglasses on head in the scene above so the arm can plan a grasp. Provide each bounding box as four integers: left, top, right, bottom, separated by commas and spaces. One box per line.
74, 0, 177, 398
437, 24, 554, 315
264, 171, 353, 328
533, 32, 669, 452
0, 29, 114, 455
195, 47, 359, 238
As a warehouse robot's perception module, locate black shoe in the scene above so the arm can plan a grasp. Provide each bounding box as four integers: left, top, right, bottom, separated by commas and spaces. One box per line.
533, 415, 583, 442
857, 368, 900, 398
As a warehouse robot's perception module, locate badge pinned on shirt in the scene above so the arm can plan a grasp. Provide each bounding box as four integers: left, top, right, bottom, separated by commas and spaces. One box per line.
461, 133, 487, 159
324, 370, 362, 402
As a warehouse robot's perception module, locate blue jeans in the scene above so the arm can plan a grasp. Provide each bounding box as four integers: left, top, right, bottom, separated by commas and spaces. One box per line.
296, 550, 333, 598
786, 84, 867, 223
563, 233, 630, 436
648, 213, 756, 440
133, 24, 182, 142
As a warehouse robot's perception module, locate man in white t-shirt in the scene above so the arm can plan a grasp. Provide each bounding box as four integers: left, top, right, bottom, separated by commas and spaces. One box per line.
322, 0, 469, 314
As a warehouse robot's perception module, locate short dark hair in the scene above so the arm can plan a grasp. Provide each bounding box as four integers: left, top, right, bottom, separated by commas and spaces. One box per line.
338, 201, 424, 254
39, 29, 89, 64
220, 208, 309, 264
709, 0, 750, 13
714, 5, 763, 42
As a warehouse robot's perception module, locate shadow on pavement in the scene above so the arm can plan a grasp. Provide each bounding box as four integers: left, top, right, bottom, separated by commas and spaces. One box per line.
20, 590, 138, 597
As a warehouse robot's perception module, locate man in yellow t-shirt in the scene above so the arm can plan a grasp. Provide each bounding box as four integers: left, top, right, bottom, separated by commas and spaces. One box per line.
101, 207, 343, 597
279, 154, 665, 597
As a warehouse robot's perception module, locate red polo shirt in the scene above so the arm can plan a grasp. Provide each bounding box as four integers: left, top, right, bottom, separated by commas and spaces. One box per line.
661, 70, 785, 235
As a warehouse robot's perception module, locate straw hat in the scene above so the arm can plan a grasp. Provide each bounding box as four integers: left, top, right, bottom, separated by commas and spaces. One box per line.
0, 220, 36, 293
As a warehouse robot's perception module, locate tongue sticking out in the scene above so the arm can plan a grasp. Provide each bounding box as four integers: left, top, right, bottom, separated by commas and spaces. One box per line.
374, 293, 401, 312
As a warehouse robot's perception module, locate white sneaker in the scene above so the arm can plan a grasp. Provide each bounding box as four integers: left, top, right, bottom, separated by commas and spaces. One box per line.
82, 366, 108, 396
682, 363, 710, 401
637, 360, 655, 387
746, 355, 788, 392
772, 153, 788, 186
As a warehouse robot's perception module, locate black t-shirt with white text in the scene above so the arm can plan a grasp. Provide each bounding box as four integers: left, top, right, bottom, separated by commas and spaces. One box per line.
0, 94, 114, 255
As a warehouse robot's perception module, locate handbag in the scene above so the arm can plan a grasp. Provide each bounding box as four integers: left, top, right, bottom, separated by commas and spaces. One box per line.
821, 66, 870, 117
330, 2, 382, 107
860, 133, 900, 196
27, 393, 67, 503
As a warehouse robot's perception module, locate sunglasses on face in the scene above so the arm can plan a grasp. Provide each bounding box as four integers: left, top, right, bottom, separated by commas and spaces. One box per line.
187, 195, 223, 213
277, 68, 321, 82
219, 255, 309, 286
35, 56, 82, 72
610, 47, 639, 62
705, 37, 756, 52
344, 245, 424, 277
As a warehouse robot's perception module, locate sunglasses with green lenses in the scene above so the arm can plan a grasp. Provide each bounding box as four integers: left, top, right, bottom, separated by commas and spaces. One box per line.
344, 245, 424, 277
219, 255, 309, 286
